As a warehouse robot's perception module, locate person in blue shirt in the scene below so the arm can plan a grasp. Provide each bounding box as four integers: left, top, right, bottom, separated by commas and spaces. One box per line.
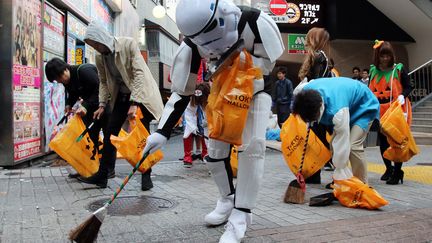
292, 77, 379, 183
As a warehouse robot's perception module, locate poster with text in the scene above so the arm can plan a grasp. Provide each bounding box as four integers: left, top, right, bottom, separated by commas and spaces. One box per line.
91, 0, 114, 34
43, 3, 65, 56
13, 0, 42, 161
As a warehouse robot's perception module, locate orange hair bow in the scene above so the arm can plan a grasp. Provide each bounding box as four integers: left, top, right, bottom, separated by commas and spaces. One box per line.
373, 39, 384, 49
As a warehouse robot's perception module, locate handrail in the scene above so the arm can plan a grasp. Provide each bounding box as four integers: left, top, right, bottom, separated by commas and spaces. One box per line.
409, 59, 432, 109
409, 59, 432, 75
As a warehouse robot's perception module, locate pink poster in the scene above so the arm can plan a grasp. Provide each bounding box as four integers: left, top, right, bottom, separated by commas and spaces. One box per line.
13, 0, 42, 161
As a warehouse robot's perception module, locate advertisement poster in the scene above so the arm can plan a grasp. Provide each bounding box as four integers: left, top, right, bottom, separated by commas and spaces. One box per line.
43, 3, 66, 152
43, 3, 65, 56
76, 45, 85, 65
67, 13, 87, 41
288, 33, 307, 54
91, 0, 114, 34
43, 60, 66, 152
12, 0, 42, 161
67, 35, 76, 65
64, 0, 91, 19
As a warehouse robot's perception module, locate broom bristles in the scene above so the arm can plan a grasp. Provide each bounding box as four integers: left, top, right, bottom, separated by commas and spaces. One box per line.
69, 206, 107, 242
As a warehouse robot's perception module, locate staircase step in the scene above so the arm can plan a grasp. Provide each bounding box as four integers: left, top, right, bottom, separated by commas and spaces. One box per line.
412, 118, 432, 126
424, 101, 432, 106
412, 132, 432, 145
413, 112, 432, 119
411, 124, 432, 133
415, 106, 432, 112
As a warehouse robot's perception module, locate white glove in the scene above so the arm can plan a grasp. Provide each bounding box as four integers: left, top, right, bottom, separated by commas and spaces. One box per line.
143, 132, 167, 155
397, 95, 405, 105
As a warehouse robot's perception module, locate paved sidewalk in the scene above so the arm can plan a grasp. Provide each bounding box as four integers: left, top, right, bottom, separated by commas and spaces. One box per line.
0, 136, 432, 242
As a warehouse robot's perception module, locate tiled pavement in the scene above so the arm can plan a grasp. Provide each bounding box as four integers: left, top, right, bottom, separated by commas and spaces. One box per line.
0, 136, 432, 242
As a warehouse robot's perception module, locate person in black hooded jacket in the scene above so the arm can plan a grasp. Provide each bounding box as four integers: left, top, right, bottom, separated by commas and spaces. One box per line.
45, 58, 109, 179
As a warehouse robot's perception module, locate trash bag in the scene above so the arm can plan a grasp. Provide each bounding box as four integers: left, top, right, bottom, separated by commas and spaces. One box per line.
280, 114, 331, 179
381, 101, 419, 162
49, 115, 99, 178
230, 145, 238, 177
115, 129, 128, 159
333, 176, 388, 210
206, 50, 259, 145
110, 117, 163, 173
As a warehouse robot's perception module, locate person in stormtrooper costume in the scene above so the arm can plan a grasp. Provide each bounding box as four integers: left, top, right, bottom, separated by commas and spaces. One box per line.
143, 0, 284, 242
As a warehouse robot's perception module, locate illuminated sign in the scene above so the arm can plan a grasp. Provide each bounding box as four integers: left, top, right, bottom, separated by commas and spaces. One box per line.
253, 0, 323, 27
288, 33, 306, 54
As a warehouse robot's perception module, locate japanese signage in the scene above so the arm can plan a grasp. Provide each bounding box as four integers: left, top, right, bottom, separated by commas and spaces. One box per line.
67, 13, 87, 41
76, 45, 85, 65
63, 0, 91, 19
253, 0, 323, 27
67, 35, 76, 64
91, 0, 114, 34
12, 0, 43, 161
43, 3, 65, 56
288, 33, 306, 54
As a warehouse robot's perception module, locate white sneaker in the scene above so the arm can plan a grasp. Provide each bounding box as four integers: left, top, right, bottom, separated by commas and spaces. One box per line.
219, 209, 252, 243
204, 195, 234, 225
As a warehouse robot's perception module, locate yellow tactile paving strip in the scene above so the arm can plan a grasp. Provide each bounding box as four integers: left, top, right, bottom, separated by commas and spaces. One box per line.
368, 162, 432, 185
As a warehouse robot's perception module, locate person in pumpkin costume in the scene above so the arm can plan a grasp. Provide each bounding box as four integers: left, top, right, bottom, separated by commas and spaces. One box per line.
369, 40, 413, 185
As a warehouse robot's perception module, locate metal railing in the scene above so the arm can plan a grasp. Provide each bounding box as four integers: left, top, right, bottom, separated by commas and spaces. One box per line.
409, 59, 432, 109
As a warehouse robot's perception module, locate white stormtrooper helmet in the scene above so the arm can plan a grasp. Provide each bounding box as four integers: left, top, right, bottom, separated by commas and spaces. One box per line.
176, 0, 241, 56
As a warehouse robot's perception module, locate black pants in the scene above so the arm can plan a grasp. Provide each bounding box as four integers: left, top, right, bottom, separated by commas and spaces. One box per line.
276, 103, 290, 127
99, 92, 155, 177
82, 105, 102, 156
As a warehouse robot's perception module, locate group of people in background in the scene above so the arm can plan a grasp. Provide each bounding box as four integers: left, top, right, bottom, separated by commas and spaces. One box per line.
272, 27, 413, 186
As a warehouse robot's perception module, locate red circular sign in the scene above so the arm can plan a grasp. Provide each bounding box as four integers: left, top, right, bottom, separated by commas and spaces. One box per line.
269, 0, 288, 16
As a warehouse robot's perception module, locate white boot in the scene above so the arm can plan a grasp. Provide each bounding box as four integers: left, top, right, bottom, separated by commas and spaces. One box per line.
219, 209, 252, 243
204, 194, 234, 225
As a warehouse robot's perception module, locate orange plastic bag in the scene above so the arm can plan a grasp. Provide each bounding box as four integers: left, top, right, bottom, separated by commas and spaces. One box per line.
206, 50, 260, 145
230, 146, 239, 177
381, 101, 419, 162
280, 114, 331, 179
115, 129, 128, 159
333, 177, 388, 210
49, 115, 99, 177
110, 118, 163, 173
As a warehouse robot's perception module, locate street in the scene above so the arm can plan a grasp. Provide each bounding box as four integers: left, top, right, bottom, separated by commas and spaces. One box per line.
0, 134, 432, 242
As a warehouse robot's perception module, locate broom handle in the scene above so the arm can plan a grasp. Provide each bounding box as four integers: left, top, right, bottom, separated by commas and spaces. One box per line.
298, 123, 312, 174
107, 152, 150, 205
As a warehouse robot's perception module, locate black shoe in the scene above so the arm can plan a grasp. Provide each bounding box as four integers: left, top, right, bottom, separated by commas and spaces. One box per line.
68, 173, 80, 179
141, 172, 153, 191
107, 170, 116, 179
192, 153, 203, 161
324, 162, 335, 171
386, 170, 404, 185
77, 173, 107, 188
184, 162, 193, 168
325, 181, 334, 190
380, 166, 394, 181
305, 171, 321, 184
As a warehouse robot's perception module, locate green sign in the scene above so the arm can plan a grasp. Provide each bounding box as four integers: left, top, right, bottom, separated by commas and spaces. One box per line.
288, 34, 307, 54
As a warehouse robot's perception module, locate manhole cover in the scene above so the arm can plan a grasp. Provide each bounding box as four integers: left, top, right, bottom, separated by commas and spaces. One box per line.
87, 196, 175, 216
3, 172, 24, 176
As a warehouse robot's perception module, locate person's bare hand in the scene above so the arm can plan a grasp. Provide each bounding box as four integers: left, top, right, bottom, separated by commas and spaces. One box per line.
93, 106, 105, 120
65, 105, 72, 114
127, 105, 138, 120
